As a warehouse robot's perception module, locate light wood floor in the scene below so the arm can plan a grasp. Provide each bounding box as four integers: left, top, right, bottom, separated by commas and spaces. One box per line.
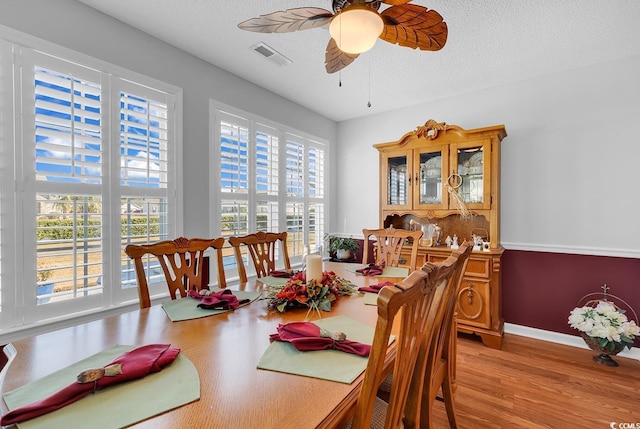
430, 333, 640, 428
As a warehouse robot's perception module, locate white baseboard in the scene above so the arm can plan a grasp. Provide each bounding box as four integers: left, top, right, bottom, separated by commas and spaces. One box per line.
504, 323, 640, 361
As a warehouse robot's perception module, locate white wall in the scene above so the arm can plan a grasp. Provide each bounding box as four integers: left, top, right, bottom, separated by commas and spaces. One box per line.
0, 0, 338, 238
335, 55, 640, 258
3, 0, 639, 258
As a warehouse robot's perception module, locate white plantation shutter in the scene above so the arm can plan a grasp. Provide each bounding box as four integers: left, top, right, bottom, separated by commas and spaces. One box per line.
308, 202, 325, 253
220, 118, 249, 193
307, 145, 325, 253
255, 126, 279, 196
34, 66, 102, 184
28, 53, 107, 318
286, 201, 305, 257
256, 200, 279, 232
0, 42, 181, 330
308, 146, 324, 198
212, 104, 328, 272
118, 81, 175, 299
285, 139, 304, 198
120, 91, 169, 188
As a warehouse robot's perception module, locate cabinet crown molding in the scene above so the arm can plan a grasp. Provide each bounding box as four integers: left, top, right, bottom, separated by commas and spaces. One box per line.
412, 119, 450, 141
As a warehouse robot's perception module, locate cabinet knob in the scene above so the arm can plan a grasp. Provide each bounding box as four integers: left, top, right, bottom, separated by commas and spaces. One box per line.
466, 282, 474, 304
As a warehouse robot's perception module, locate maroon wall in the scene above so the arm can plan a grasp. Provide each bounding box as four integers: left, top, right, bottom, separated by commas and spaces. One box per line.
502, 250, 640, 346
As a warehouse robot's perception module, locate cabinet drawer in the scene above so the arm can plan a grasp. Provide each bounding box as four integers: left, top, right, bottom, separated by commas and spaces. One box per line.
426, 254, 447, 264
456, 278, 491, 329
426, 253, 490, 279
464, 257, 491, 279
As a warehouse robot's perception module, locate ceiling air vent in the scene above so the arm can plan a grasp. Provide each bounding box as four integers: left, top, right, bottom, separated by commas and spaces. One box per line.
250, 42, 292, 66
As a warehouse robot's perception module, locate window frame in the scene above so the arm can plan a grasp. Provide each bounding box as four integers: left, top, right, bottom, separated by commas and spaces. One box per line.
0, 28, 183, 332
210, 101, 328, 281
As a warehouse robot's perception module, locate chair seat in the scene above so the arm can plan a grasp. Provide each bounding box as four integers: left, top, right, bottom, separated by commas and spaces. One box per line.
346, 396, 391, 429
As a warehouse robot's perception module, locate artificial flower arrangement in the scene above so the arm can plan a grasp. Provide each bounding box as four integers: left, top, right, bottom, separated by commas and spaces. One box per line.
568, 300, 640, 352
267, 270, 357, 316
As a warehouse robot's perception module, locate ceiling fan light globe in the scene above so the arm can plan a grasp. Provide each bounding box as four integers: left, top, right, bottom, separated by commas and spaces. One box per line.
329, 7, 383, 55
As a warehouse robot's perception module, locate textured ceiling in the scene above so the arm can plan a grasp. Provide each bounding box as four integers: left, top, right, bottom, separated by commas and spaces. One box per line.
75, 0, 640, 122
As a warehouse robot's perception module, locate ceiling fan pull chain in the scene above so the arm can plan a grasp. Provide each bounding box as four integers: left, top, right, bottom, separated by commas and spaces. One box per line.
367, 62, 372, 107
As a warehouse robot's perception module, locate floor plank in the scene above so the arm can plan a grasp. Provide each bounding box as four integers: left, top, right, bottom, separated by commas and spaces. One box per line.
430, 333, 640, 428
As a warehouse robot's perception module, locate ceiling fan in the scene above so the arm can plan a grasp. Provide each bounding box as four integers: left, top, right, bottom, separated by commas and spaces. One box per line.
238, 0, 447, 74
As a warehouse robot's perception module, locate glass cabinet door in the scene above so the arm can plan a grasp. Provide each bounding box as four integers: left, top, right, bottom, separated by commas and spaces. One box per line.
414, 146, 448, 210
381, 151, 412, 210
387, 155, 408, 205
451, 140, 491, 210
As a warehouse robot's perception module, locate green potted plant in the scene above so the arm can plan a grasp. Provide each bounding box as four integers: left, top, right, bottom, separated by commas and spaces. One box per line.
325, 234, 359, 261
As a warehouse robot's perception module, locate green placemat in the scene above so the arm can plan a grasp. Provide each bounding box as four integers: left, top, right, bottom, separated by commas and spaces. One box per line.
162, 290, 262, 322
258, 315, 393, 384
258, 276, 291, 288
3, 344, 200, 429
347, 266, 409, 278
363, 293, 378, 306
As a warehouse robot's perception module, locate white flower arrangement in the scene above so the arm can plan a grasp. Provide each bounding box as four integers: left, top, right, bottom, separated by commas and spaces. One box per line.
568, 300, 640, 352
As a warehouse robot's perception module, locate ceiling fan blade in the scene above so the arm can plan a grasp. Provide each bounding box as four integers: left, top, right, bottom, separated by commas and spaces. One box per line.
380, 4, 447, 51
238, 8, 333, 33
325, 38, 359, 74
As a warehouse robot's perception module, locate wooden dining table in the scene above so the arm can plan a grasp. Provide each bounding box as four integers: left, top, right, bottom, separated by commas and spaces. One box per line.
1, 262, 407, 429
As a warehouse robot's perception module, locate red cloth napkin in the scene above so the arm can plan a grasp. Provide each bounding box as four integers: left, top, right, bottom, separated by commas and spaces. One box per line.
1, 344, 179, 426
270, 322, 371, 357
357, 281, 395, 294
188, 289, 249, 310
355, 261, 386, 276
270, 269, 297, 278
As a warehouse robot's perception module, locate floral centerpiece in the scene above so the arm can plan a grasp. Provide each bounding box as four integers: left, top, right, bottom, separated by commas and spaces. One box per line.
568, 299, 639, 366
267, 270, 357, 316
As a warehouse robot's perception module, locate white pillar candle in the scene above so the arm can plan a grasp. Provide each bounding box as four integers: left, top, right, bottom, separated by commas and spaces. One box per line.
306, 254, 323, 284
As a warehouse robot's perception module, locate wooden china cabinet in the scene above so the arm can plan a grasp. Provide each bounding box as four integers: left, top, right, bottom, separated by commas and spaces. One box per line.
374, 119, 507, 349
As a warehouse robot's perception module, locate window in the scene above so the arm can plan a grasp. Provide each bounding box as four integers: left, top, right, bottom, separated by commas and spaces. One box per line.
211, 104, 327, 280
0, 34, 182, 331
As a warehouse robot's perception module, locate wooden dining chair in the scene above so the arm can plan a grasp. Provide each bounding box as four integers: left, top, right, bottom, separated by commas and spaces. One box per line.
377, 242, 472, 428
362, 227, 423, 271
228, 231, 291, 283
349, 247, 464, 429
405, 242, 472, 429
124, 236, 226, 309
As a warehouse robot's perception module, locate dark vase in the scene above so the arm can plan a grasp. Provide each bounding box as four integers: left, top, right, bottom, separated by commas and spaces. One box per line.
580, 332, 626, 367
